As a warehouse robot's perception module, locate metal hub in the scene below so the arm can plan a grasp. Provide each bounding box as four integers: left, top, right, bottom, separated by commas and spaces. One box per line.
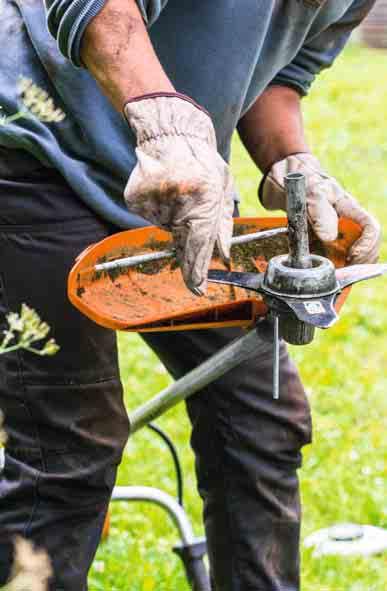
262, 252, 339, 345
263, 254, 338, 299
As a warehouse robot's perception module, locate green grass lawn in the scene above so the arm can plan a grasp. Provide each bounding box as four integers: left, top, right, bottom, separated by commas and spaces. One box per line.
90, 44, 387, 590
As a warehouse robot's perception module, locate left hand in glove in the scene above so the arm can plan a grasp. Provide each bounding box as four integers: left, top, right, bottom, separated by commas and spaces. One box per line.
124, 94, 234, 295
259, 153, 381, 263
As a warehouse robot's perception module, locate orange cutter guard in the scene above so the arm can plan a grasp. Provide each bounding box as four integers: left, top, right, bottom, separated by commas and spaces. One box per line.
68, 217, 361, 333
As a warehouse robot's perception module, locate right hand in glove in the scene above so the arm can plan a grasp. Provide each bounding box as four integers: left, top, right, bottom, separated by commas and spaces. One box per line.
259, 153, 381, 264
124, 94, 234, 295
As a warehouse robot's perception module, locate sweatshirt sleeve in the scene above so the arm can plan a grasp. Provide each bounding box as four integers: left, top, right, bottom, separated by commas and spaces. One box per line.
44, 0, 168, 67
270, 0, 376, 96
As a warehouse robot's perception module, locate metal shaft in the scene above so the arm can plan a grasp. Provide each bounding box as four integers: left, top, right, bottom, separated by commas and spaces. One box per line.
285, 173, 312, 269
272, 315, 280, 400
95, 227, 288, 273
129, 326, 272, 434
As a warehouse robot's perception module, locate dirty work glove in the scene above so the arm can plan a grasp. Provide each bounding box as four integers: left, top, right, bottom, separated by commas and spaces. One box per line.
124, 94, 234, 295
259, 153, 381, 263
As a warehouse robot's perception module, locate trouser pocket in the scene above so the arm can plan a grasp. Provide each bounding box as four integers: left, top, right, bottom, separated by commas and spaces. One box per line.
0, 210, 128, 589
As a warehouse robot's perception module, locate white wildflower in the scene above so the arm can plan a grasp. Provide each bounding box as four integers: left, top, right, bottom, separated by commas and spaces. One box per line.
0, 77, 66, 126
0, 304, 60, 356
4, 537, 52, 591
17, 77, 65, 123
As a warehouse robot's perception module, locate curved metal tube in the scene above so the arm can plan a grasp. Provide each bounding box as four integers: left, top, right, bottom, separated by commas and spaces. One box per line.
111, 486, 196, 545
129, 327, 268, 434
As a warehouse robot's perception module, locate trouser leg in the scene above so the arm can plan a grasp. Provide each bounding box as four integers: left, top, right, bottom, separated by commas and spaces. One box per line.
143, 328, 312, 591
0, 214, 129, 590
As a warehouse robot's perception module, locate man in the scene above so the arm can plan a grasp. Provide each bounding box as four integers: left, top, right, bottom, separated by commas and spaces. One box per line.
0, 1, 381, 590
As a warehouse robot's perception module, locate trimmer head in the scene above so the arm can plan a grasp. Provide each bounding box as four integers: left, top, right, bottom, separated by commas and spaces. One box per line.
68, 173, 386, 404
208, 175, 387, 347
68, 217, 361, 332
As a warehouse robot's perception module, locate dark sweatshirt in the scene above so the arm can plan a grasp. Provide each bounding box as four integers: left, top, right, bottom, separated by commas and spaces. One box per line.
0, 0, 374, 228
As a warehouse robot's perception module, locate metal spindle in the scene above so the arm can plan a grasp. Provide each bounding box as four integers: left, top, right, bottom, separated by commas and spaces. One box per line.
285, 173, 312, 269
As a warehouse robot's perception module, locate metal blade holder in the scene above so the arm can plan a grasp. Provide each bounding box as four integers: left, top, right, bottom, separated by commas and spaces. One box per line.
263, 172, 338, 345
262, 172, 338, 397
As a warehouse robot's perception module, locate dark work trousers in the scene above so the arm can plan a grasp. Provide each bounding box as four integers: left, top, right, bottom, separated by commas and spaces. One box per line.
0, 169, 312, 591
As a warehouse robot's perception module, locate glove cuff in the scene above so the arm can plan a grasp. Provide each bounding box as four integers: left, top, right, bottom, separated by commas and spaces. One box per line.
125, 92, 210, 117
124, 93, 215, 147
258, 152, 314, 207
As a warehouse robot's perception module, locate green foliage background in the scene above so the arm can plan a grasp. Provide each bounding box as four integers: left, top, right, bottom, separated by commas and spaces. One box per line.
90, 44, 387, 590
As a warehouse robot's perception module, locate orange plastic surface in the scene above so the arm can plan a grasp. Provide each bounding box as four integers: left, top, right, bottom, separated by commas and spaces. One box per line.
68, 217, 361, 332
101, 512, 110, 540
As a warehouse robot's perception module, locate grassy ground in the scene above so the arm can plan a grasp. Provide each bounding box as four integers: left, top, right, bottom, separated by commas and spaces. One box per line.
90, 44, 387, 590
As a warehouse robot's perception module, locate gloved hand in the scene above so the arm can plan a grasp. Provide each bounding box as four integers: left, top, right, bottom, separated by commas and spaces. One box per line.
124, 94, 234, 295
259, 153, 381, 263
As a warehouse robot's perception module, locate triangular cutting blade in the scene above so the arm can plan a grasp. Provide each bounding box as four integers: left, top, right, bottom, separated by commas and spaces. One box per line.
207, 270, 264, 292
284, 295, 339, 329
336, 263, 387, 290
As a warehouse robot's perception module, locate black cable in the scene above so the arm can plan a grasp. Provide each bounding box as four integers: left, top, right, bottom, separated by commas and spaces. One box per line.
147, 422, 184, 507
